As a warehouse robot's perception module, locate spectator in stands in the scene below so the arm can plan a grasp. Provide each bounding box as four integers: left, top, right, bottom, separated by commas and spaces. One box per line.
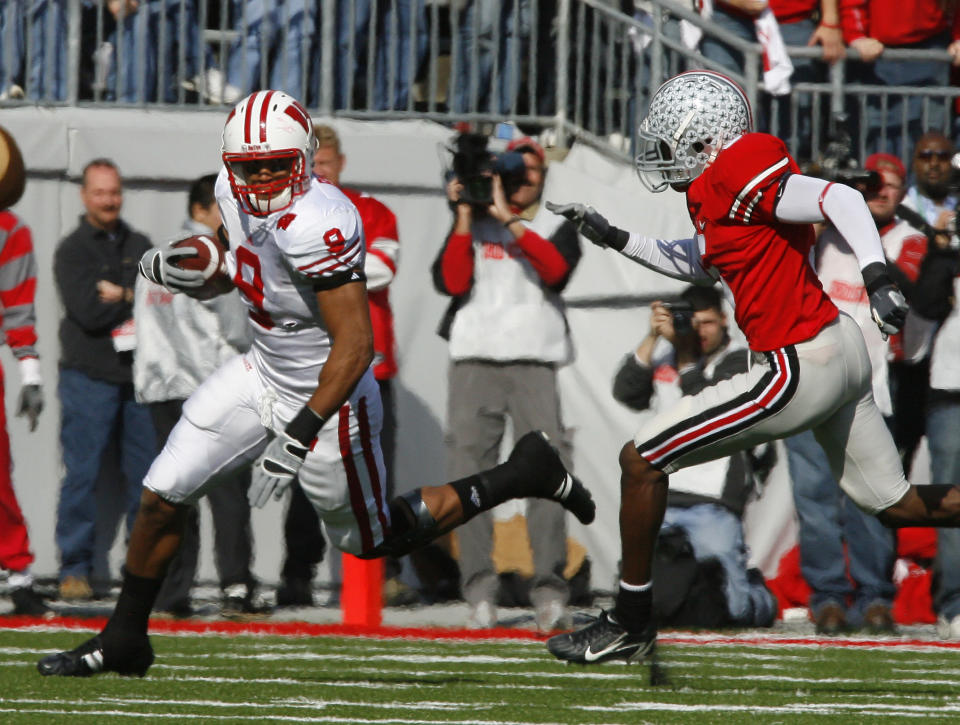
53, 159, 156, 601
785, 153, 925, 635
335, 0, 427, 111
272, 124, 403, 608
225, 0, 314, 103
701, 0, 843, 76
0, 126, 49, 616
432, 135, 581, 631
105, 0, 160, 103
0, 1, 25, 100
840, 1, 960, 159
612, 286, 777, 628
133, 174, 266, 619
450, 0, 529, 114
157, 0, 224, 103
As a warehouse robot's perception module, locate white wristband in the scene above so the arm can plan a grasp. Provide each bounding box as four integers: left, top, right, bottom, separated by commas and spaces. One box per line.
18, 357, 42, 386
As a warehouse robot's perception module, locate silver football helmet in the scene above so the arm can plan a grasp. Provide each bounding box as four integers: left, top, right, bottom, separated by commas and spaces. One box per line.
636, 70, 753, 193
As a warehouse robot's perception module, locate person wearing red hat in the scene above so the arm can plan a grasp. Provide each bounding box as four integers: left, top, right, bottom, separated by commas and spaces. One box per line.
782, 151, 930, 635
433, 134, 583, 632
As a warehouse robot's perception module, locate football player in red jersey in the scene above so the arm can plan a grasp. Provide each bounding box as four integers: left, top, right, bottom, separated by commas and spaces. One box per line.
546, 69, 960, 666
37, 91, 595, 678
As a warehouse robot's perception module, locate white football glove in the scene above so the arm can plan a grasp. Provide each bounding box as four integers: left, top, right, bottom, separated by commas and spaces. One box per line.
138, 244, 207, 292
249, 431, 309, 508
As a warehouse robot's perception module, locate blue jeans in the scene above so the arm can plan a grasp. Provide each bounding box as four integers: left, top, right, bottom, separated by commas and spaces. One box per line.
772, 18, 818, 161
662, 503, 776, 626
27, 0, 68, 101
785, 429, 896, 624
107, 0, 160, 102
158, 0, 205, 102
451, 0, 529, 114
0, 0, 24, 94
227, 0, 314, 100
56, 368, 157, 579
336, 0, 426, 111
927, 397, 960, 620
699, 8, 753, 79
853, 33, 950, 159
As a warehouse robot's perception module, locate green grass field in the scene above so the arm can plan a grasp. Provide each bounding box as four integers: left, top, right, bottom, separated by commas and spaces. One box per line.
1, 627, 959, 724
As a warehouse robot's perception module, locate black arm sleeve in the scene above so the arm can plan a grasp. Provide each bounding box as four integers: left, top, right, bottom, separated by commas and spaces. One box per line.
546, 219, 582, 294
612, 354, 655, 411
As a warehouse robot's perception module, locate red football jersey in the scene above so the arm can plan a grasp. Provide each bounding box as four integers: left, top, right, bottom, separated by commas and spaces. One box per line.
341, 186, 399, 380
687, 133, 838, 352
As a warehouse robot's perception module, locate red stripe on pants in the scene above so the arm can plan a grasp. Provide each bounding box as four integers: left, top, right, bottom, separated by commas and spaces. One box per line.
339, 404, 374, 554
356, 397, 389, 538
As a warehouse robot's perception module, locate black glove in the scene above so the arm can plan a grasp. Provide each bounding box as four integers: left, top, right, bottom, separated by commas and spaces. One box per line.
16, 384, 43, 432
862, 261, 908, 335
545, 201, 629, 251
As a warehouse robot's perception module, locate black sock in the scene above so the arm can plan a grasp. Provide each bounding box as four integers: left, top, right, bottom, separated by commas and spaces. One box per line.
102, 570, 163, 641
449, 463, 516, 522
614, 585, 652, 633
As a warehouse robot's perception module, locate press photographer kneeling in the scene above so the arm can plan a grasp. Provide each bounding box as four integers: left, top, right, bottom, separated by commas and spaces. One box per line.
612, 286, 778, 628
431, 133, 583, 632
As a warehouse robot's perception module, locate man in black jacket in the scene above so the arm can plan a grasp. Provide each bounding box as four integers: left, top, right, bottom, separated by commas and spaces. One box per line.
53, 159, 156, 601
612, 285, 776, 627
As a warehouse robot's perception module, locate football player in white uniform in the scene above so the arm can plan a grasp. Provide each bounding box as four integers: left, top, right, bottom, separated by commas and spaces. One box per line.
38, 91, 595, 678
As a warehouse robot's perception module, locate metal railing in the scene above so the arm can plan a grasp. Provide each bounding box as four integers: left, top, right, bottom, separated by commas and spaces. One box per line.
1, 0, 957, 165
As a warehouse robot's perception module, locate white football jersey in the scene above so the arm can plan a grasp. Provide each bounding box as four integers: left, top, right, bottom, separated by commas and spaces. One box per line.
215, 169, 366, 412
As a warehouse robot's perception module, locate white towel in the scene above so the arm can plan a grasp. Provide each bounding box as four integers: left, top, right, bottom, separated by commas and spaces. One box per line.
680, 0, 794, 96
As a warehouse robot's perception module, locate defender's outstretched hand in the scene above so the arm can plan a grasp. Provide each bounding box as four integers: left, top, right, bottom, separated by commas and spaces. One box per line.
545, 201, 628, 251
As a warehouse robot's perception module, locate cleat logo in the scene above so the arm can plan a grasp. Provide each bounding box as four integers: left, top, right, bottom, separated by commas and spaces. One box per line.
553, 474, 572, 501
81, 649, 104, 672
470, 486, 481, 509
583, 633, 634, 663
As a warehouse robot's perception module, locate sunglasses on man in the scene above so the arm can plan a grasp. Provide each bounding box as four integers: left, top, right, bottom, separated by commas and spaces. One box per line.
915, 149, 953, 161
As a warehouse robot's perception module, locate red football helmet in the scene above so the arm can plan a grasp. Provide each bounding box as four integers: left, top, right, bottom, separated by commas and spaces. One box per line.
221, 90, 316, 216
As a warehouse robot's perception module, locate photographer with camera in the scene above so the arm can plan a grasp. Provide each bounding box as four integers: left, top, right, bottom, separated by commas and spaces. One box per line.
431, 135, 581, 632
612, 285, 777, 628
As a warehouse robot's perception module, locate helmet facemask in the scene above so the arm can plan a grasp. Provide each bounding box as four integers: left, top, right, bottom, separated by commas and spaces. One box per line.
223, 149, 305, 216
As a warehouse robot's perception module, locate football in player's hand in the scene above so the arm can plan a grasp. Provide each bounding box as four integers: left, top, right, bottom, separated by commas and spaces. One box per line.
171, 234, 231, 300
171, 234, 227, 277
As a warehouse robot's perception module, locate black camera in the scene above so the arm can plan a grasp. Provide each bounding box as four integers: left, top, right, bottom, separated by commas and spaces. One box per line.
663, 300, 695, 335
451, 132, 527, 206
806, 130, 882, 194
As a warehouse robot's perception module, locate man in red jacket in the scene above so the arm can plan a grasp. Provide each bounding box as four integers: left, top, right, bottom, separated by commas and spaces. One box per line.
840, 0, 960, 158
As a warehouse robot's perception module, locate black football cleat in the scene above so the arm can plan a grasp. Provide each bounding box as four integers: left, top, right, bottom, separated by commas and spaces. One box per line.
37, 634, 154, 678
546, 610, 656, 665
508, 431, 596, 524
